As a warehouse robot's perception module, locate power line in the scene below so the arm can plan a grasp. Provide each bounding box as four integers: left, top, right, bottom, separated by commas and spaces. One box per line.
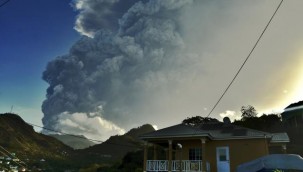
206, 0, 284, 118
28, 122, 105, 143
27, 122, 143, 149
0, 146, 27, 168
0, 0, 10, 8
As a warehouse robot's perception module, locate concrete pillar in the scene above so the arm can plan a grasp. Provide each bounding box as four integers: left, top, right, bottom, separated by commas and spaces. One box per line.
164, 148, 168, 160
264, 135, 269, 154
282, 144, 287, 154
143, 142, 148, 172
178, 147, 183, 172
201, 138, 207, 172
168, 140, 173, 172
153, 144, 158, 160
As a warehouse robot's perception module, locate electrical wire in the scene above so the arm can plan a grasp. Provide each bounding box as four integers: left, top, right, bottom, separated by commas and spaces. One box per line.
206, 0, 284, 118
0, 146, 27, 168
28, 122, 105, 143
27, 122, 143, 149
0, 120, 142, 170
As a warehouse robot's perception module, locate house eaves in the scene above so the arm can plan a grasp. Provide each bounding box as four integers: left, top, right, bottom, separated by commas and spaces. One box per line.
140, 122, 290, 143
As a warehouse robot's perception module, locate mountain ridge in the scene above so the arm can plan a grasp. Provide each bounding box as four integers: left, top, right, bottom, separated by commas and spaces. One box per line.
0, 113, 156, 170
80, 123, 155, 160
0, 113, 75, 171
49, 134, 96, 149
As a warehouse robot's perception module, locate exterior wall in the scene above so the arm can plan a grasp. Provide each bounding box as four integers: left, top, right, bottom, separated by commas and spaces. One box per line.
176, 138, 269, 172
269, 143, 287, 154
282, 110, 303, 127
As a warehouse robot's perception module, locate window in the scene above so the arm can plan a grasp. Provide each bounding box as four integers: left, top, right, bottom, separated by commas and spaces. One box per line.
189, 148, 202, 160
218, 148, 227, 161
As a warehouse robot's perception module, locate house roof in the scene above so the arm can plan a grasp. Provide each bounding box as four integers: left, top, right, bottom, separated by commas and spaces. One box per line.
140, 122, 289, 143
281, 100, 303, 120
271, 132, 290, 143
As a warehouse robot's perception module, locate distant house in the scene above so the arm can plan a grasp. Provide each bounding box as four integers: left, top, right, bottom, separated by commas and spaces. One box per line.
9, 165, 17, 170
140, 120, 289, 172
281, 100, 303, 128
12, 158, 19, 162
10, 165, 18, 172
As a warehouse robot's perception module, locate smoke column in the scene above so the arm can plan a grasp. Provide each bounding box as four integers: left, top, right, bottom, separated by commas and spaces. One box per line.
42, 0, 195, 140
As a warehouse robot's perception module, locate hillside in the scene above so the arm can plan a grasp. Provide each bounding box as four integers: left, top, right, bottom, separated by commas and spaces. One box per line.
50, 134, 96, 149
0, 113, 156, 170
0, 113, 75, 171
80, 124, 155, 161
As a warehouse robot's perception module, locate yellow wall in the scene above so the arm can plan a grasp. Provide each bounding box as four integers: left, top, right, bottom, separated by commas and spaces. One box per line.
175, 138, 269, 172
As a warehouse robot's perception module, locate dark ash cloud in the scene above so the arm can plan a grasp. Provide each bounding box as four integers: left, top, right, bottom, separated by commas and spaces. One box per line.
72, 0, 147, 37
42, 0, 301, 140
42, 0, 195, 139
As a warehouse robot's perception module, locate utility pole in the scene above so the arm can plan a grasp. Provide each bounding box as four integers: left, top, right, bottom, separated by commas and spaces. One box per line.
10, 105, 14, 113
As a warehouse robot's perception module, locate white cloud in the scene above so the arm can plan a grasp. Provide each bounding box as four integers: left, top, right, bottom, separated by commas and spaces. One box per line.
219, 110, 241, 121
55, 111, 125, 141
152, 125, 158, 130
72, 0, 122, 37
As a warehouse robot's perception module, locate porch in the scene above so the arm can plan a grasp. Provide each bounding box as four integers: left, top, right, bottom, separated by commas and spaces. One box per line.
143, 138, 209, 172
146, 160, 210, 172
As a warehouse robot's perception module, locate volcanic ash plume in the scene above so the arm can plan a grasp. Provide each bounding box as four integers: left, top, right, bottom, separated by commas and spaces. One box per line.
42, 0, 196, 140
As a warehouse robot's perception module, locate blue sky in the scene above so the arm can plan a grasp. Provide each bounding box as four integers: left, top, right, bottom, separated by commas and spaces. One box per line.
1, 0, 303, 140
0, 0, 79, 126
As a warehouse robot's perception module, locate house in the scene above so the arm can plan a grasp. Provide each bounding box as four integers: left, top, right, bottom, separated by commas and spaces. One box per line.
281, 100, 303, 128
140, 119, 289, 172
10, 166, 18, 172
12, 158, 19, 162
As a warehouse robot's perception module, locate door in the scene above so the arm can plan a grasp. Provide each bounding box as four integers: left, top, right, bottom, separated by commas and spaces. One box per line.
216, 146, 230, 172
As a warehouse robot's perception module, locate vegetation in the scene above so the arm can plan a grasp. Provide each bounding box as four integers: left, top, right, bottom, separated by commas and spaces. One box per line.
182, 116, 219, 126
241, 105, 257, 119
96, 146, 166, 172
50, 134, 96, 149
0, 113, 76, 171
233, 113, 283, 132
0, 113, 155, 171
79, 124, 155, 162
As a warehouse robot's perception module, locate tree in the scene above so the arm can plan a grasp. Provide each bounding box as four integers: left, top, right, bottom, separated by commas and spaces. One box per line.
233, 113, 283, 132
240, 105, 257, 120
182, 116, 219, 126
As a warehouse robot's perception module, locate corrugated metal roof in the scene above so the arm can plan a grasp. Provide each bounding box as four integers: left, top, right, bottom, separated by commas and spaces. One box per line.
140, 124, 209, 139
271, 132, 290, 143
140, 122, 289, 143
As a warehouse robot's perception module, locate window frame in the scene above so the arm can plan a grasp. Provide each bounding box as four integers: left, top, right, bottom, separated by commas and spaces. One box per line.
188, 147, 202, 160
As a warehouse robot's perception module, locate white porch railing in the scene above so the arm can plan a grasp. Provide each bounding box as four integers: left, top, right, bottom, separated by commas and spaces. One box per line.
147, 160, 210, 172
147, 160, 168, 171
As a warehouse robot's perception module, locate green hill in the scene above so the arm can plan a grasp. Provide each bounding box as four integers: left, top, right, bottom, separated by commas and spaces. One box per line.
0, 113, 156, 171
80, 124, 155, 161
0, 113, 75, 171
